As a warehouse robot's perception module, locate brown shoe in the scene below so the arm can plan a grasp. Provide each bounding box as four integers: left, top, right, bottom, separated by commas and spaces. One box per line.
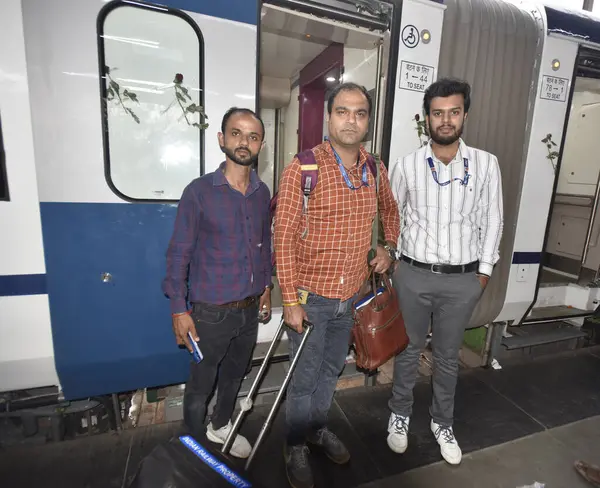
575, 460, 600, 486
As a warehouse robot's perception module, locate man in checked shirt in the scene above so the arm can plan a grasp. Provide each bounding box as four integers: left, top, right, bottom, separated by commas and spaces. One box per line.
162, 107, 272, 459
274, 82, 400, 488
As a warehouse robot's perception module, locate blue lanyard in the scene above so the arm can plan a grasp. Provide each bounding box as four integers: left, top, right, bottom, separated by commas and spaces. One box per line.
426, 157, 470, 186
329, 141, 369, 190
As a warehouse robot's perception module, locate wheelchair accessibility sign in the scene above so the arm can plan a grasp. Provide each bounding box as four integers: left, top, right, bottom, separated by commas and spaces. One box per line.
402, 24, 419, 48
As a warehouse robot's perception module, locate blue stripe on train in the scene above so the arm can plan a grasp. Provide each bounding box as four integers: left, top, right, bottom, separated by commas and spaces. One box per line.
163, 0, 258, 25
0, 274, 47, 297
40, 202, 191, 400
511, 252, 542, 264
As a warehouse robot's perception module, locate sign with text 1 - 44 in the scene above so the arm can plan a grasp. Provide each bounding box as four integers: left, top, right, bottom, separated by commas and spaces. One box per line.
399, 61, 435, 93
540, 75, 569, 102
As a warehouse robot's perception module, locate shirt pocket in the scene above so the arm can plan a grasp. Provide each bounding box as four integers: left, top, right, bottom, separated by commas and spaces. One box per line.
452, 182, 477, 216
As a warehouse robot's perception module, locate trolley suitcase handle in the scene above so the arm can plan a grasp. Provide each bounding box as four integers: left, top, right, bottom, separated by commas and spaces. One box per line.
221, 318, 313, 470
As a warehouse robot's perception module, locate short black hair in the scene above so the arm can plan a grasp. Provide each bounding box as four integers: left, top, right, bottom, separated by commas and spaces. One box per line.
327, 82, 372, 116
220, 107, 265, 141
423, 78, 471, 116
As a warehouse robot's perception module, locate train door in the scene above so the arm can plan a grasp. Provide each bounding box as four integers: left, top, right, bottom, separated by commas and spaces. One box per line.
533, 47, 600, 321
256, 0, 447, 317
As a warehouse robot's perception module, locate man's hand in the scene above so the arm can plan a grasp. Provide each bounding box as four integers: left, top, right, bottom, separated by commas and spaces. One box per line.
259, 288, 272, 323
477, 274, 490, 289
172, 313, 198, 352
370, 245, 393, 273
283, 303, 308, 334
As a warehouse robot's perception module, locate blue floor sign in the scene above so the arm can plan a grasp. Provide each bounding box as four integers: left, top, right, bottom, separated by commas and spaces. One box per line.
179, 435, 252, 487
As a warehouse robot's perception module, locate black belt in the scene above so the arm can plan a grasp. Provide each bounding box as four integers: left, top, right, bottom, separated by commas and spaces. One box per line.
401, 255, 478, 274
193, 295, 259, 310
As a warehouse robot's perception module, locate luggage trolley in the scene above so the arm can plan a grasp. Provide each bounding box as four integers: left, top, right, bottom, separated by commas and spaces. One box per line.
128, 318, 313, 488
222, 318, 314, 470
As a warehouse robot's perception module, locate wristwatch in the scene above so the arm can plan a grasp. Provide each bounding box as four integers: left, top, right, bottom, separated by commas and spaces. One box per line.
384, 244, 398, 261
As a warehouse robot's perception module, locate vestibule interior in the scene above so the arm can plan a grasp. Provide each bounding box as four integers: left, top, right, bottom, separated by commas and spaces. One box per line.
256, 3, 385, 307
541, 47, 600, 287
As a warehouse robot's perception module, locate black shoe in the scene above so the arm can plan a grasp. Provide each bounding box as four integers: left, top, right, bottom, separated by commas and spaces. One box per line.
284, 444, 314, 488
307, 427, 350, 464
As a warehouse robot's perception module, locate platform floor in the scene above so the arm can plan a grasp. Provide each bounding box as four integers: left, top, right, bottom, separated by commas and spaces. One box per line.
2, 346, 600, 488
358, 415, 600, 488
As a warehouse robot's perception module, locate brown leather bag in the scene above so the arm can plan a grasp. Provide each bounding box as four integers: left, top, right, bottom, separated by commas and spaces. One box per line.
352, 269, 408, 371
350, 153, 408, 371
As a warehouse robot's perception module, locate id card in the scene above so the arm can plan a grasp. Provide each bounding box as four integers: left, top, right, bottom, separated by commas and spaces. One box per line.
298, 289, 309, 305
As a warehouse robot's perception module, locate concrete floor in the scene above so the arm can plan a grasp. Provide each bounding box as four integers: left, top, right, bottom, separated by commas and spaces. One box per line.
2, 346, 600, 488
359, 415, 600, 488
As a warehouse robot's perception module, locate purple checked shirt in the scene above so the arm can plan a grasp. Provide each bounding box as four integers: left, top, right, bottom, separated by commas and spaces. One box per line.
162, 162, 272, 314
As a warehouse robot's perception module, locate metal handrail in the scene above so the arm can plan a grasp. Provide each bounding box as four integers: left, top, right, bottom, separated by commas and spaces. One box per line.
371, 40, 384, 155
554, 193, 594, 208
579, 170, 600, 279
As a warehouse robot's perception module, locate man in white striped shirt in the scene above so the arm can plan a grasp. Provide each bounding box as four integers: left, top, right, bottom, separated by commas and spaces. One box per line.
386, 78, 503, 466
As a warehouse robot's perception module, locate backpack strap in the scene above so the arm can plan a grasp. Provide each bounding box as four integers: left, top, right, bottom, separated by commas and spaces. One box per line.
295, 149, 319, 214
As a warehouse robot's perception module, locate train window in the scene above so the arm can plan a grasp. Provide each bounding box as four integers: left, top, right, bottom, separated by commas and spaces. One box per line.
98, 1, 205, 202
0, 112, 8, 202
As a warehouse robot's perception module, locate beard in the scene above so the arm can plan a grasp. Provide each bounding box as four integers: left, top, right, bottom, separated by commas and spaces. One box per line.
220, 145, 259, 167
429, 120, 464, 146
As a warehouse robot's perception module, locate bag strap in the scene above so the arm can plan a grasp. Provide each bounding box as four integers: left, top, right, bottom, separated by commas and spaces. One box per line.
368, 153, 381, 263
366, 155, 378, 184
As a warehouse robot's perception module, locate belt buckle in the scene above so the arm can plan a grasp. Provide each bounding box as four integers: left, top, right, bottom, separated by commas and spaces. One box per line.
431, 264, 442, 275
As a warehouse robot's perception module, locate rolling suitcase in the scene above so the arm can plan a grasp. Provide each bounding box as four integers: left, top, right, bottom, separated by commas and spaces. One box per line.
127, 318, 313, 487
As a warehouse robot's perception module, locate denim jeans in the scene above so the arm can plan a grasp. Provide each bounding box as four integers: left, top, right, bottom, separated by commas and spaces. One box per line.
285, 291, 356, 445
183, 301, 259, 434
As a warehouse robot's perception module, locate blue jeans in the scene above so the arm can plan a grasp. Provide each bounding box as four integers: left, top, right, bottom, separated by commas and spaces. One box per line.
285, 291, 356, 445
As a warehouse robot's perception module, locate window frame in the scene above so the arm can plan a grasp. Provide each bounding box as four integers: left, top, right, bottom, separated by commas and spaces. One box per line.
0, 112, 9, 202
96, 0, 206, 203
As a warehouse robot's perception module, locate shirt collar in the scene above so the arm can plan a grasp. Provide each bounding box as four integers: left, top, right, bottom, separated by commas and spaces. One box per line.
425, 138, 470, 165
212, 161, 261, 193
323, 140, 370, 168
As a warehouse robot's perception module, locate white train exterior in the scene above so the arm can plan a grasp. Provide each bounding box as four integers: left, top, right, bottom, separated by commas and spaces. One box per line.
1, 0, 599, 401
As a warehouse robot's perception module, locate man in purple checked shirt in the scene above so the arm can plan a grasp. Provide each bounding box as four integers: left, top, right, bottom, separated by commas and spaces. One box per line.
162, 107, 273, 459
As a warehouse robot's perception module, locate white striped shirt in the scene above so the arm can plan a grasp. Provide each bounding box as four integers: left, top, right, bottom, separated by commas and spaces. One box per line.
389, 138, 503, 276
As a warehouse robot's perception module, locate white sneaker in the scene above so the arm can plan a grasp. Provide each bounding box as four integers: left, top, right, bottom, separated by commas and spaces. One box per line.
387, 413, 410, 453
430, 420, 462, 465
206, 421, 252, 459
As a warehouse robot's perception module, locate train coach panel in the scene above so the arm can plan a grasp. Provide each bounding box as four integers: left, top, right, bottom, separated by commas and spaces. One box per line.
435, 0, 543, 327
21, 0, 259, 400
0, 0, 59, 393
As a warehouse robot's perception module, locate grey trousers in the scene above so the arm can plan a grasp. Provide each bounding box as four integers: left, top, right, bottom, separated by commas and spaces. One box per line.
388, 260, 483, 427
